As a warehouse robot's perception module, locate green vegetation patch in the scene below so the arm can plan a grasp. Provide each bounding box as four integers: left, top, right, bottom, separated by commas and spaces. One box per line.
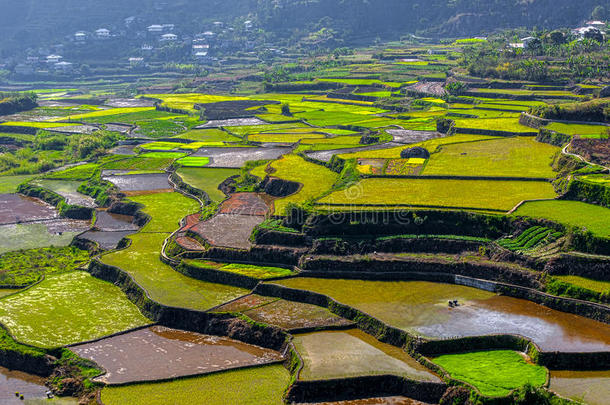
177, 129, 242, 143
553, 276, 610, 295
101, 364, 290, 405
319, 178, 556, 212
0, 175, 35, 193
185, 260, 295, 279
0, 223, 86, 255
544, 123, 608, 137
128, 192, 200, 232
0, 271, 150, 348
498, 226, 563, 252
0, 246, 89, 286
432, 350, 547, 397
43, 163, 99, 180
139, 152, 186, 159
422, 137, 559, 178
101, 233, 248, 311
176, 156, 210, 167
453, 118, 535, 133
102, 156, 175, 171
512, 200, 610, 238
251, 154, 337, 214
176, 167, 238, 202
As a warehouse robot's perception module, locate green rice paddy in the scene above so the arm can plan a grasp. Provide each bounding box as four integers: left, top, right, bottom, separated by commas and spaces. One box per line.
128, 192, 200, 233
0, 271, 150, 347
101, 364, 290, 405
175, 167, 239, 202
432, 350, 547, 397
512, 200, 610, 238
101, 233, 248, 311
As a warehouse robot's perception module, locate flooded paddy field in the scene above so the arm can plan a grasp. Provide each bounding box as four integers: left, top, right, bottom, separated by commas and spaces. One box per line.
77, 230, 134, 250
0, 220, 90, 254
102, 173, 171, 192
93, 211, 138, 231
214, 295, 352, 331
32, 180, 97, 208
71, 325, 283, 384
0, 366, 78, 405
0, 194, 57, 224
293, 329, 440, 381
274, 279, 610, 352
197, 117, 268, 128
191, 214, 264, 249
0, 271, 150, 348
191, 146, 290, 168
549, 370, 610, 405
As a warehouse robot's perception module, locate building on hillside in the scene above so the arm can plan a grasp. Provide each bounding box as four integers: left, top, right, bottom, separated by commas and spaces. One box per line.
572, 26, 605, 40
508, 42, 525, 49
148, 25, 163, 33
124, 16, 137, 27
586, 20, 607, 29
213, 21, 224, 29
26, 56, 40, 64
520, 37, 536, 48
74, 31, 87, 42
46, 54, 63, 64
95, 28, 110, 39
162, 24, 175, 32
54, 61, 74, 73
129, 57, 144, 67
194, 51, 211, 63
160, 33, 178, 42
141, 44, 154, 53
244, 20, 253, 30
192, 44, 210, 54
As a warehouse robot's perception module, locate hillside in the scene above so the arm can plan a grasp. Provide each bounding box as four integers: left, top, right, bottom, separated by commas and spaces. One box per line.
0, 0, 607, 54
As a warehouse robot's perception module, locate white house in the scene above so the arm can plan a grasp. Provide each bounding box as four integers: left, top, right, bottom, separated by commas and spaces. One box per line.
160, 33, 178, 42
192, 44, 210, 54
147, 25, 163, 33
46, 54, 63, 64
162, 24, 175, 32
74, 31, 87, 42
586, 20, 606, 29
141, 44, 154, 53
95, 28, 110, 39
244, 20, 253, 30
129, 57, 144, 67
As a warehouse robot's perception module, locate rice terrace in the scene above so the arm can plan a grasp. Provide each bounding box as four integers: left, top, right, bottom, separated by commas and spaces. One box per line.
0, 1, 609, 404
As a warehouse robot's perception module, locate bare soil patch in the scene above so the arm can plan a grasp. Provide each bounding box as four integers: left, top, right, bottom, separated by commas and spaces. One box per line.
192, 146, 290, 168
103, 173, 171, 192
71, 326, 283, 385
191, 214, 264, 249
0, 194, 58, 225
219, 193, 269, 216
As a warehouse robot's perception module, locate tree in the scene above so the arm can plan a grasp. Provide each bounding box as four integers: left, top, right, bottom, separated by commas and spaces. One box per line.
591, 6, 607, 21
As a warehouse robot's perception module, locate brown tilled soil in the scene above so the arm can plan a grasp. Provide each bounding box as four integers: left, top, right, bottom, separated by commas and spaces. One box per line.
295, 397, 433, 405
405, 81, 446, 97
103, 173, 171, 192
191, 214, 264, 249
0, 194, 58, 225
218, 193, 270, 216
571, 137, 610, 167
71, 326, 283, 384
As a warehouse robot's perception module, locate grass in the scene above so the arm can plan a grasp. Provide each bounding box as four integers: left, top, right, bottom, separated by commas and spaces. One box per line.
176, 156, 210, 167
0, 174, 35, 193
0, 121, 79, 128
452, 118, 535, 133
50, 107, 155, 121
294, 329, 438, 381
554, 275, 610, 294
338, 134, 498, 159
101, 364, 290, 405
145, 93, 246, 112
43, 163, 99, 180
0, 271, 150, 348
512, 200, 610, 238
545, 122, 608, 137
319, 178, 556, 212
251, 154, 338, 214
0, 246, 89, 286
248, 133, 326, 143
101, 233, 248, 311
102, 156, 175, 171
175, 168, 238, 202
579, 174, 610, 186
422, 137, 559, 178
139, 152, 186, 159
128, 192, 200, 233
432, 350, 547, 397
184, 260, 295, 279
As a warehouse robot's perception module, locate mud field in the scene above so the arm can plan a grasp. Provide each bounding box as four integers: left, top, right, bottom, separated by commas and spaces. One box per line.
0, 366, 79, 405
0, 194, 57, 224
549, 370, 610, 405
385, 129, 440, 144
77, 230, 135, 250
71, 326, 283, 384
94, 211, 138, 232
0, 219, 91, 253
103, 173, 171, 192
218, 193, 270, 216
197, 117, 268, 128
192, 147, 290, 168
293, 329, 440, 381
215, 295, 353, 331
105, 98, 156, 108
305, 142, 404, 163
108, 145, 137, 155
191, 214, 264, 249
